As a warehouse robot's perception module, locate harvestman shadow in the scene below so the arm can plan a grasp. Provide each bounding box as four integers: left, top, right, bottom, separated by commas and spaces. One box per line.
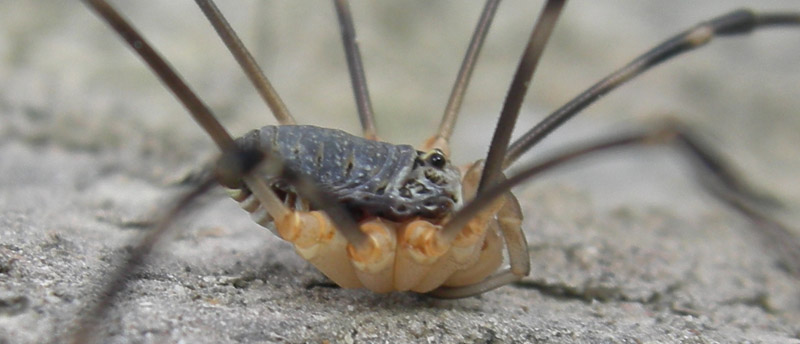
71, 1, 800, 343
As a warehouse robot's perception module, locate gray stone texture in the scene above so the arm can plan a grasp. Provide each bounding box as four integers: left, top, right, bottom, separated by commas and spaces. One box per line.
1, 2, 799, 343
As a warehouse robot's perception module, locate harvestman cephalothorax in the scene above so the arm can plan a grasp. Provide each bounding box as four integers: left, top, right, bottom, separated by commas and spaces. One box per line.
69, 1, 800, 342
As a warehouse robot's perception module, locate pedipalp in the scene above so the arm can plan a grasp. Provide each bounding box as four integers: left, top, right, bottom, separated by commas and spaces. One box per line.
71, 1, 800, 342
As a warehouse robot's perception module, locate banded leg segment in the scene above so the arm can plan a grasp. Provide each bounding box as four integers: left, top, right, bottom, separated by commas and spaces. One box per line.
422, 0, 502, 155
503, 9, 800, 168
432, 121, 796, 298
83, 0, 374, 268
78, 3, 372, 339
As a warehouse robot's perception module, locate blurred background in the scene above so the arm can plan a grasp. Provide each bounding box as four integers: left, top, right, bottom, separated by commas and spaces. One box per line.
1, 3, 799, 341
1, 1, 798, 212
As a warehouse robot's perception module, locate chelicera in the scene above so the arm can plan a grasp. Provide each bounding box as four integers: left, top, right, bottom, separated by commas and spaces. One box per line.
70, 1, 800, 343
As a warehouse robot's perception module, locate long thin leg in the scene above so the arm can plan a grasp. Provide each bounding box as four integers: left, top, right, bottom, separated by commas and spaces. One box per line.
86, 0, 369, 251
83, 0, 236, 151
443, 132, 645, 244
82, 0, 294, 237
70, 176, 219, 344
438, 122, 797, 298
195, 0, 296, 125
84, 0, 371, 297
503, 9, 800, 169
673, 122, 783, 208
70, 144, 370, 343
333, 0, 378, 140
423, 0, 502, 155
712, 186, 800, 278
447, 123, 780, 240
477, 0, 566, 193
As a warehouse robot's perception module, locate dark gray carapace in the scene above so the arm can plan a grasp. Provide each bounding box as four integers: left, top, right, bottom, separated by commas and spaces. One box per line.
232, 125, 463, 221
71, 2, 800, 342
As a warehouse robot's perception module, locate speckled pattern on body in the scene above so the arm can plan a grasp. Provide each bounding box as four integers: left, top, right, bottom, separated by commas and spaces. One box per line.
234, 125, 462, 221
1, 1, 799, 343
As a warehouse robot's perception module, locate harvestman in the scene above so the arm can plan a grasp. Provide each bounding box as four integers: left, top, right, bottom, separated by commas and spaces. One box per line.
71, 1, 800, 343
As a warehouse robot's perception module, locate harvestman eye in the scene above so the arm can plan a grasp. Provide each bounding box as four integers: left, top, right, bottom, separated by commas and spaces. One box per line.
427, 151, 447, 169
70, 1, 800, 343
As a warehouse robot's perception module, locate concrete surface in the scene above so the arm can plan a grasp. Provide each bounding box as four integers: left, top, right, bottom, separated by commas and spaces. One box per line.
1, 1, 799, 343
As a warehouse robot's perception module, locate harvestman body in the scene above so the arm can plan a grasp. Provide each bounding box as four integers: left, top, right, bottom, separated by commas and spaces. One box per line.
71, 1, 800, 343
